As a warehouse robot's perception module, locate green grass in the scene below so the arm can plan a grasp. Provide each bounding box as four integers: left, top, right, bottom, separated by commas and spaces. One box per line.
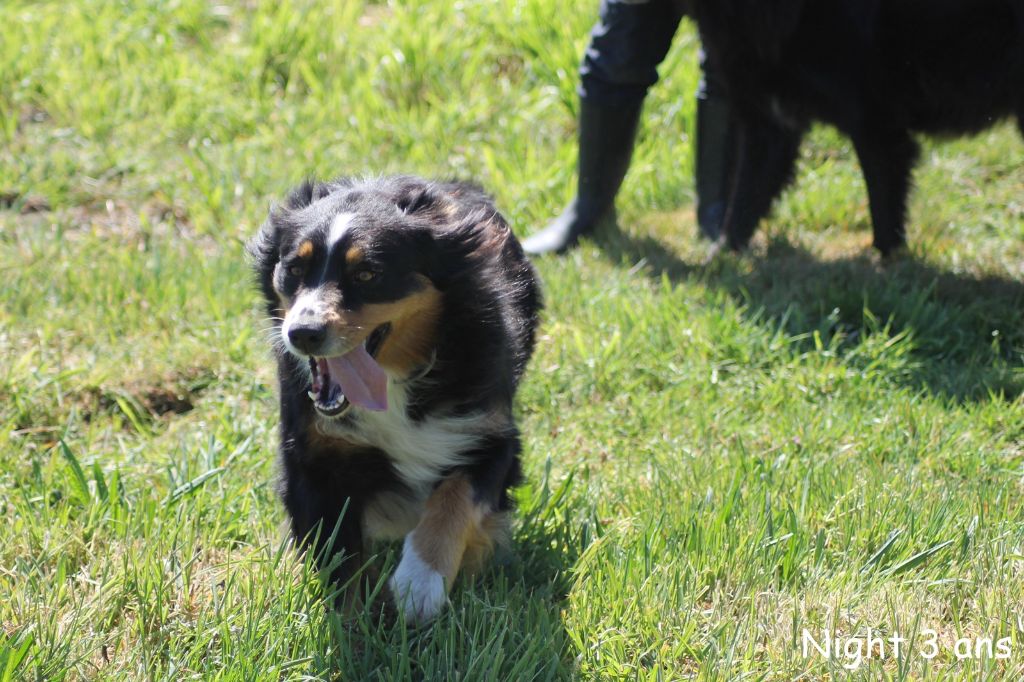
2, 0, 1023, 679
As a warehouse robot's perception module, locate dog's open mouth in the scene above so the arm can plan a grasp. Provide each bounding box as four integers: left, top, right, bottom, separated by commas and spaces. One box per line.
307, 323, 391, 417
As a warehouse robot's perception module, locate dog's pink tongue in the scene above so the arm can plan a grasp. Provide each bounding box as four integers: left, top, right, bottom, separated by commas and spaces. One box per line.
326, 346, 388, 411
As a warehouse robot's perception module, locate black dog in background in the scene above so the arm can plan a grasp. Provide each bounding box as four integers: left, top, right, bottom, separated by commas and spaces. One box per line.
688, 0, 1024, 256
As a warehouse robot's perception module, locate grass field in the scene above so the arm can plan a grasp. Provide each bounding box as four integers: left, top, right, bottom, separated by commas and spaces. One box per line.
2, 0, 1023, 679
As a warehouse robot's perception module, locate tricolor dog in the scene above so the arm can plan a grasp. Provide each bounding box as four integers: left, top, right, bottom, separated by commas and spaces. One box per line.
250, 176, 541, 622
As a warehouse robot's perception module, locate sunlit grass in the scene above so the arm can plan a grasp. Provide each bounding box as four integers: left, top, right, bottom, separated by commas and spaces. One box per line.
2, 0, 1023, 679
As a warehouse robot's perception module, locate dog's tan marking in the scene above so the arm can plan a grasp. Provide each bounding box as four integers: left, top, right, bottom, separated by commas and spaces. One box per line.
296, 240, 314, 259
408, 476, 496, 588
375, 284, 442, 375
345, 246, 364, 265
329, 275, 442, 376
461, 511, 509, 575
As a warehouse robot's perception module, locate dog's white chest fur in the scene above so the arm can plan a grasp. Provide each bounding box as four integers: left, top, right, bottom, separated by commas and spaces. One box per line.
315, 379, 495, 538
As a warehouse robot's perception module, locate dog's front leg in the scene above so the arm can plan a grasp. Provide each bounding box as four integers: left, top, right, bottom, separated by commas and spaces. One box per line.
850, 126, 919, 257
389, 475, 486, 623
721, 109, 805, 251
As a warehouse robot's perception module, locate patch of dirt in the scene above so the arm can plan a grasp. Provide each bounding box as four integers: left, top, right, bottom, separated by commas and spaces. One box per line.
18, 105, 49, 128
64, 367, 216, 430
139, 385, 198, 416
1, 192, 218, 257
119, 367, 214, 416
20, 195, 51, 214
65, 196, 211, 250
0, 191, 51, 214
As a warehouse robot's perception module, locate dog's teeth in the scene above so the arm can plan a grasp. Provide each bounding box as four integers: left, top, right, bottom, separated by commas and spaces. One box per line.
308, 389, 318, 401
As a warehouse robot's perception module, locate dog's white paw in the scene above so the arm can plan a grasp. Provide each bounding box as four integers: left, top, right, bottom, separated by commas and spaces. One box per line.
389, 536, 447, 623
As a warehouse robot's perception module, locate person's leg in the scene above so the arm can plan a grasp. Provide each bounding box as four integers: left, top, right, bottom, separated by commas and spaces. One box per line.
694, 46, 736, 240
523, 0, 685, 255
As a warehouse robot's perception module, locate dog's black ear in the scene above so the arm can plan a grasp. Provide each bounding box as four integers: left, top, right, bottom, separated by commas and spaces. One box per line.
247, 211, 279, 265
250, 178, 332, 263
420, 208, 504, 290
284, 180, 317, 210
246, 212, 284, 315
248, 181, 311, 305
248, 194, 291, 266
394, 178, 448, 217
284, 178, 338, 210
396, 186, 435, 215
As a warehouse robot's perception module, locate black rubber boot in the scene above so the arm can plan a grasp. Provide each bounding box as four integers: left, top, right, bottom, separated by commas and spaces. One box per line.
694, 92, 735, 241
523, 99, 643, 255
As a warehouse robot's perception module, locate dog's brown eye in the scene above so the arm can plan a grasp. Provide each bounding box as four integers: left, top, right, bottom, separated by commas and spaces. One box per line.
288, 264, 305, 277
354, 269, 379, 283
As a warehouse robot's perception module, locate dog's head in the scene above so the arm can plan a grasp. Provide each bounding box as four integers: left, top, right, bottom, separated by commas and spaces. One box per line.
251, 177, 469, 418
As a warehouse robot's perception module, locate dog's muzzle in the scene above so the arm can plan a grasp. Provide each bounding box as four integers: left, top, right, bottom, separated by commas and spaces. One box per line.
305, 323, 391, 417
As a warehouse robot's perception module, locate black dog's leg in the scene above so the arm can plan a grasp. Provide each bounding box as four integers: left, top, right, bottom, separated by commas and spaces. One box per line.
388, 434, 521, 623
851, 128, 919, 256
722, 111, 804, 251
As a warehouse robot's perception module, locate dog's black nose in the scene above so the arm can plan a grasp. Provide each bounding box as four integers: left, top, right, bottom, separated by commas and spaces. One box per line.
288, 323, 327, 353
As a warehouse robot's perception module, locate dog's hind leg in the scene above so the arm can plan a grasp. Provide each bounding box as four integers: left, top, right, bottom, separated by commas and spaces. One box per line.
851, 127, 919, 257
721, 110, 804, 251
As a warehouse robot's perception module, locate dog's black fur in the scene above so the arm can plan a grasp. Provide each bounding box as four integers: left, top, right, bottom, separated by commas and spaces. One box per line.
688, 0, 1024, 255
249, 176, 540, 620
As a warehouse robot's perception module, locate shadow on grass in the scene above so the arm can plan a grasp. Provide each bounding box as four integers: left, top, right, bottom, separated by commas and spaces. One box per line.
594, 222, 1024, 402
